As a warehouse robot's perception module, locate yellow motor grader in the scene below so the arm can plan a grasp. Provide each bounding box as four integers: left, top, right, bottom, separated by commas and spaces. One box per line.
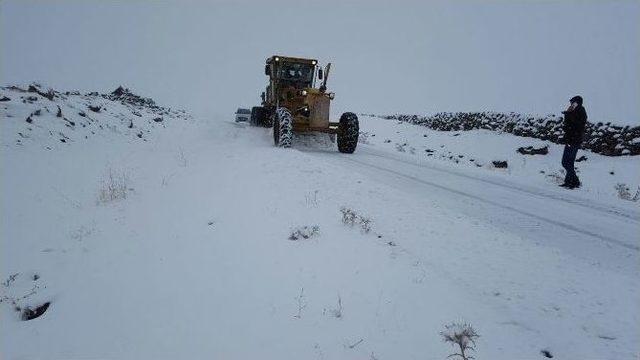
251, 55, 359, 153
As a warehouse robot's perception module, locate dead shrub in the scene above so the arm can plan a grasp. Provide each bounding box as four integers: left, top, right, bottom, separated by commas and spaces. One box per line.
440, 322, 480, 360
615, 183, 640, 201
98, 168, 131, 204
340, 207, 372, 233
288, 225, 320, 241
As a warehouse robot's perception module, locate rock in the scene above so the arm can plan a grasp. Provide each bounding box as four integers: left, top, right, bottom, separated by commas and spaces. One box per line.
88, 105, 101, 113
25, 116, 33, 123
78, 111, 86, 117
112, 86, 126, 96
105, 86, 157, 108
21, 302, 50, 321
517, 145, 549, 155
540, 349, 553, 358
56, 106, 62, 117
5, 85, 26, 92
28, 84, 55, 100
575, 155, 587, 162
0, 96, 10, 101
153, 117, 163, 122
492, 160, 508, 168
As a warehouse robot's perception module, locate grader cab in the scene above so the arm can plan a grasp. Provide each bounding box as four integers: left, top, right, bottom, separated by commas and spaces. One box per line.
251, 55, 359, 153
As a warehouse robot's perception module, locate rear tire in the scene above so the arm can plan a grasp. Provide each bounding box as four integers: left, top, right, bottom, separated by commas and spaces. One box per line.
273, 107, 293, 148
251, 106, 267, 127
337, 112, 359, 153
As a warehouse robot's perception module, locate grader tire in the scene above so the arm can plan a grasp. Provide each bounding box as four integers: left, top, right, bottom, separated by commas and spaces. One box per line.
273, 107, 293, 148
337, 112, 359, 153
251, 106, 267, 127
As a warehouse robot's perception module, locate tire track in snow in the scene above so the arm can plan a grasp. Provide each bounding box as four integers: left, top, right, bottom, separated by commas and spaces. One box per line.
308, 148, 639, 252
359, 148, 639, 223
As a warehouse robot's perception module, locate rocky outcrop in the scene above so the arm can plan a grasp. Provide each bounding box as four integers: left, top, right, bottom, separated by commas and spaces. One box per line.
517, 145, 549, 155
105, 86, 157, 108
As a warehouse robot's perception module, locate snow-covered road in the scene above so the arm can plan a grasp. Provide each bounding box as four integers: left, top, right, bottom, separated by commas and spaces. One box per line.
306, 145, 639, 272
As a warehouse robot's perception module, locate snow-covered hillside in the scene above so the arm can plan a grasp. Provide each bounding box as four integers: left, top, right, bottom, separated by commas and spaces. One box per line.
1, 92, 639, 359
1, 84, 191, 150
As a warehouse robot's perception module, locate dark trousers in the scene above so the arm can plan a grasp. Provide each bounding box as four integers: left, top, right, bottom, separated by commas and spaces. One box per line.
562, 144, 580, 186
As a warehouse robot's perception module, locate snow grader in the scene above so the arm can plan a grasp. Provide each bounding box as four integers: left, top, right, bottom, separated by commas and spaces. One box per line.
251, 55, 359, 153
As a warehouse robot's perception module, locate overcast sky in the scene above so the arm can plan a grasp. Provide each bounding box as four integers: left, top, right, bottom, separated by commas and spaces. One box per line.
2, 0, 639, 124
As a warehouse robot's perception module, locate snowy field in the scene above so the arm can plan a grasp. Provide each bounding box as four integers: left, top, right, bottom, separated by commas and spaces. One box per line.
2, 90, 639, 359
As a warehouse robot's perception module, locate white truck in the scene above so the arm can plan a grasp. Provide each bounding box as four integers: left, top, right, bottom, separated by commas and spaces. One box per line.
235, 108, 251, 123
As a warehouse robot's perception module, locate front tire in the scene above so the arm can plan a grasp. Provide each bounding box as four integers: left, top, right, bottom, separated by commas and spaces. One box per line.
273, 107, 293, 148
337, 112, 359, 153
251, 106, 267, 127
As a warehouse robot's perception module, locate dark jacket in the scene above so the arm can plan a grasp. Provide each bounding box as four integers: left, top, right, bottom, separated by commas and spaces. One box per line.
562, 105, 587, 146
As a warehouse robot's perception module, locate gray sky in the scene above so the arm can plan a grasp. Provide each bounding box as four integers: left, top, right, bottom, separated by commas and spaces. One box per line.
2, 0, 639, 124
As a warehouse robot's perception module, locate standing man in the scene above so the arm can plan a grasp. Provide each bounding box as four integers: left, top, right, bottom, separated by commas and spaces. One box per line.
561, 95, 587, 189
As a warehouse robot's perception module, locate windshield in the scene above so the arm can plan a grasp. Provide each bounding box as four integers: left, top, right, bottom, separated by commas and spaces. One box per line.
277, 62, 314, 83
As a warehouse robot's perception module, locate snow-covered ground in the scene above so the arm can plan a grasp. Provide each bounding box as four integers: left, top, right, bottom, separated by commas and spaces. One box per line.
2, 92, 639, 359
358, 115, 640, 205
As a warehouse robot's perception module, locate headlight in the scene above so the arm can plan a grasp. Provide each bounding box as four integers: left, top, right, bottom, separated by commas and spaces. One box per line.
275, 57, 280, 61
311, 60, 317, 65
301, 90, 308, 96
